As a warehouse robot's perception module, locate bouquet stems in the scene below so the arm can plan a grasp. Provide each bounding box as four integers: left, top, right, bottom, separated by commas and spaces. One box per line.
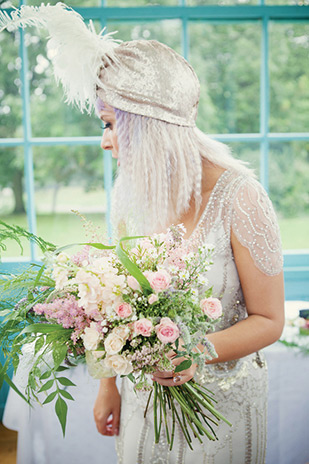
151, 380, 231, 450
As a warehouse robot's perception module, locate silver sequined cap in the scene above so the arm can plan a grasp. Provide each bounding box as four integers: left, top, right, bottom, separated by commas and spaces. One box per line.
97, 40, 200, 127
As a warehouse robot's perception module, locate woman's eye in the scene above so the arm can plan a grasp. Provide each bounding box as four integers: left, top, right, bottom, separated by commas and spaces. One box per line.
101, 122, 112, 131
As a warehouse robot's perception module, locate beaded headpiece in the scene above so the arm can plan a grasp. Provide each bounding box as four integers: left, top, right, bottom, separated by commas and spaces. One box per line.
0, 3, 200, 126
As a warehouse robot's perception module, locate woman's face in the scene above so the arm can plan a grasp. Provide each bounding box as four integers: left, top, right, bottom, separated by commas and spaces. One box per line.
99, 104, 119, 165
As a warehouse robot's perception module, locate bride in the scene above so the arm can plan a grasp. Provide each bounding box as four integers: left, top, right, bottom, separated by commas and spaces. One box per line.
1, 4, 284, 463
92, 41, 284, 464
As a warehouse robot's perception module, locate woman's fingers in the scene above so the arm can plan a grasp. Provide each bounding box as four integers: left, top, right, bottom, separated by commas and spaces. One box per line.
112, 405, 120, 436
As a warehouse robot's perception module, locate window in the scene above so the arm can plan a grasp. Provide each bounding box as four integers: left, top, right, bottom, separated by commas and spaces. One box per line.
0, 0, 308, 298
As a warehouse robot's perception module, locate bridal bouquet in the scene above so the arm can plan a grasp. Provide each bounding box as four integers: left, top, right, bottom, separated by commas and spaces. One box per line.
0, 220, 231, 449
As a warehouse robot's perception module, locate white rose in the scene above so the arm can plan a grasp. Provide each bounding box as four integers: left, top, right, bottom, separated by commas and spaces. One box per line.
56, 252, 70, 264
104, 333, 125, 355
52, 266, 69, 290
82, 323, 101, 351
85, 351, 115, 379
104, 355, 133, 375
113, 325, 130, 340
92, 350, 105, 360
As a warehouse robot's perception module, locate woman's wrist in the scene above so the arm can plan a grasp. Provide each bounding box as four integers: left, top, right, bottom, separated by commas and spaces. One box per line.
98, 376, 117, 394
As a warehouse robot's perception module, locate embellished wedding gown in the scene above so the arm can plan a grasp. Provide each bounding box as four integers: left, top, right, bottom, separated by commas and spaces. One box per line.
116, 169, 283, 464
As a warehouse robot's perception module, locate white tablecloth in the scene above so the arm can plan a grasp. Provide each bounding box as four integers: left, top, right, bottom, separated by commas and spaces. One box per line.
3, 331, 309, 464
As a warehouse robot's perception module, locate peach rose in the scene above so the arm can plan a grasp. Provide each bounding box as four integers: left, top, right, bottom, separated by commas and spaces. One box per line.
116, 302, 133, 318
200, 297, 222, 319
155, 317, 179, 344
127, 275, 141, 291
148, 294, 159, 305
134, 318, 153, 337
145, 270, 171, 293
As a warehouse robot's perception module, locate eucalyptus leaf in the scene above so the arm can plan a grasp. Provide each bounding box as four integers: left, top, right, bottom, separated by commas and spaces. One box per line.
59, 389, 74, 401
174, 360, 192, 373
55, 396, 68, 436
56, 366, 70, 372
43, 390, 57, 405
34, 337, 45, 355
52, 345, 68, 370
38, 379, 54, 392
57, 377, 76, 387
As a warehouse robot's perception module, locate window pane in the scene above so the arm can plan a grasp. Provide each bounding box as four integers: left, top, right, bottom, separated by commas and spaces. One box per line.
189, 22, 261, 134
27, 28, 102, 137
227, 141, 260, 176
0, 147, 30, 258
269, 22, 309, 133
0, 30, 22, 138
1, 1, 20, 7
33, 146, 108, 247
106, 0, 178, 5
107, 20, 182, 53
266, 0, 307, 5
187, 0, 258, 5
27, 0, 102, 6
269, 141, 309, 250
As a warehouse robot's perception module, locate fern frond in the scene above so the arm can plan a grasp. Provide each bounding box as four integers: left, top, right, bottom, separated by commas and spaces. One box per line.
0, 220, 56, 256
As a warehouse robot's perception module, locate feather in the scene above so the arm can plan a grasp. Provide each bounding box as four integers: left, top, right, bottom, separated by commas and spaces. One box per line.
0, 3, 120, 113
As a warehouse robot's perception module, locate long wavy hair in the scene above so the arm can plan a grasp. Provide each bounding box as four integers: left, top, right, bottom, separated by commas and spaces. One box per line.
104, 106, 254, 236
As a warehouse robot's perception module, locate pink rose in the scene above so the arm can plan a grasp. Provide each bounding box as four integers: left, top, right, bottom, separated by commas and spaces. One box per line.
148, 294, 159, 305
134, 318, 153, 337
127, 275, 141, 291
116, 303, 133, 318
145, 270, 171, 293
156, 317, 179, 344
200, 297, 222, 319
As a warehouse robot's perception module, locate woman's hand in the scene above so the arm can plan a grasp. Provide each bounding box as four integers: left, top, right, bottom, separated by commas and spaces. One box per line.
152, 350, 197, 387
93, 378, 121, 436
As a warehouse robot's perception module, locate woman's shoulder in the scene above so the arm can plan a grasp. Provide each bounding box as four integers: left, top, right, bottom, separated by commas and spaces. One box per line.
227, 171, 283, 276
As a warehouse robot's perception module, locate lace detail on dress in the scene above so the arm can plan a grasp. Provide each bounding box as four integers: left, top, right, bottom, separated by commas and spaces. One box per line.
231, 177, 283, 276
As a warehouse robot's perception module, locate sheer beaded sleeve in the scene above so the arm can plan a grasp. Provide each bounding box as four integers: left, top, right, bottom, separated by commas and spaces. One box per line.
232, 177, 283, 276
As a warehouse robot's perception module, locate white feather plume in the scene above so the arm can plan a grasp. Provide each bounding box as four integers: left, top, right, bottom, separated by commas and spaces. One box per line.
0, 2, 120, 113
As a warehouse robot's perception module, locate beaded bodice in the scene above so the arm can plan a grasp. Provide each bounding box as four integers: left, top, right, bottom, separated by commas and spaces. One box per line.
188, 169, 283, 332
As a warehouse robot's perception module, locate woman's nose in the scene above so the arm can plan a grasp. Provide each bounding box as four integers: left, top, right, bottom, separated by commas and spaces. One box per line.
100, 130, 112, 150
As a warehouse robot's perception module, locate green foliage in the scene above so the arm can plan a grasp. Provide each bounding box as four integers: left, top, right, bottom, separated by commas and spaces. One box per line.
0, 11, 308, 238
0, 220, 56, 256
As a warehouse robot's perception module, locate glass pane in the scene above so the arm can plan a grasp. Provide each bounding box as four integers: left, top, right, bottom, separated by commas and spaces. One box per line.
27, 0, 102, 6
227, 141, 260, 176
266, 0, 308, 5
107, 19, 182, 54
0, 147, 30, 258
187, 0, 258, 5
269, 22, 309, 133
189, 22, 261, 134
33, 146, 109, 248
269, 141, 309, 250
106, 0, 178, 5
0, 30, 22, 138
0, 1, 20, 7
27, 27, 102, 137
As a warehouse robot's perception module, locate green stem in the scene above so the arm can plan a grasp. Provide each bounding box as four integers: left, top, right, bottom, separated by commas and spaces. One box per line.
153, 382, 159, 443
159, 385, 170, 444
184, 382, 232, 426
169, 387, 216, 440
144, 388, 153, 419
